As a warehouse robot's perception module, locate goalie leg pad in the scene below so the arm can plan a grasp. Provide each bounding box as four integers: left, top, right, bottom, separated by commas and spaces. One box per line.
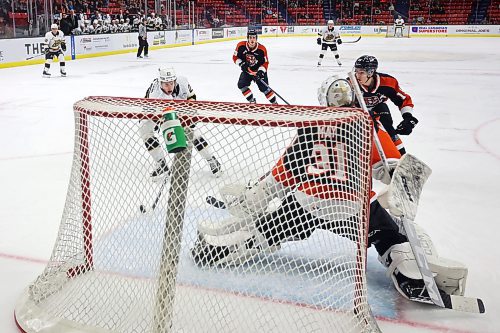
380, 225, 468, 299
197, 215, 255, 236
220, 175, 288, 218
191, 228, 277, 267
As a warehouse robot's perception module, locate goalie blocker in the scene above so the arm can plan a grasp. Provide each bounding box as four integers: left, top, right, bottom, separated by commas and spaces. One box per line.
192, 75, 468, 306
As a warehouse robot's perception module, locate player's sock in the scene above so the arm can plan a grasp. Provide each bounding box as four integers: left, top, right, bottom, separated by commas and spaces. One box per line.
43, 63, 51, 77
241, 87, 255, 103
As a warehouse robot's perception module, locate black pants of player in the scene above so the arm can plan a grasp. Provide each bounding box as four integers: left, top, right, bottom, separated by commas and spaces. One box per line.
237, 71, 270, 93
256, 194, 407, 256
372, 103, 396, 138
137, 37, 148, 57
45, 50, 63, 60
321, 43, 338, 52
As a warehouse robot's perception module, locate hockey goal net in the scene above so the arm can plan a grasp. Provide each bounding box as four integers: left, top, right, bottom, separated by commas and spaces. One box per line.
15, 97, 379, 333
386, 25, 410, 38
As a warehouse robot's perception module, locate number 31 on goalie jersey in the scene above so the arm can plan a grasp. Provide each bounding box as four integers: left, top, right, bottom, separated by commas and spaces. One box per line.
306, 142, 348, 181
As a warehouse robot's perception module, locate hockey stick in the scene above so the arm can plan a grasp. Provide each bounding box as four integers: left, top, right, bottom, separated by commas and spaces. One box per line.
26, 53, 46, 60
256, 78, 291, 105
342, 36, 361, 44
206, 195, 227, 209
348, 71, 485, 313
140, 175, 168, 213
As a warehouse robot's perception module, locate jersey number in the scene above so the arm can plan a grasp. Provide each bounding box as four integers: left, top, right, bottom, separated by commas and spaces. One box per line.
307, 142, 348, 181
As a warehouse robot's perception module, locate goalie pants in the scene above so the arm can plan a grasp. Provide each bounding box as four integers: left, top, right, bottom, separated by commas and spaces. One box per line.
256, 194, 407, 256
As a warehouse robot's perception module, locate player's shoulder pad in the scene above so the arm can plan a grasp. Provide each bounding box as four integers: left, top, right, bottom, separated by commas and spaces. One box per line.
377, 72, 399, 89
257, 43, 268, 53
176, 75, 189, 87
236, 40, 246, 48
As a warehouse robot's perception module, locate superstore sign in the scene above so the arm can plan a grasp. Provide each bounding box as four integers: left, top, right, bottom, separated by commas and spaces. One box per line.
412, 26, 448, 34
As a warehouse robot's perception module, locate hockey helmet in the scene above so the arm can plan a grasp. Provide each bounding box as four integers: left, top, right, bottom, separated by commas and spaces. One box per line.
354, 55, 378, 76
158, 66, 177, 83
327, 19, 334, 25
247, 28, 258, 39
317, 75, 354, 107
51, 23, 58, 30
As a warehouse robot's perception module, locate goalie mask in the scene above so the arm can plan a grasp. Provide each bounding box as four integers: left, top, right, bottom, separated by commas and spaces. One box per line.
158, 66, 176, 83
317, 75, 354, 107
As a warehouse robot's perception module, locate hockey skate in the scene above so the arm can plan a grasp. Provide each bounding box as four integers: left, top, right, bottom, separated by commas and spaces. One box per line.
137, 55, 143, 59
60, 70, 67, 77
208, 156, 222, 177
150, 159, 169, 182
337, 60, 342, 66
249, 98, 256, 104
43, 71, 51, 78
317, 61, 322, 67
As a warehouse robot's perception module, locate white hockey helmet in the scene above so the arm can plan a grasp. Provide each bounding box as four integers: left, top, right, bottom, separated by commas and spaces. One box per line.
51, 23, 58, 30
158, 66, 177, 83
317, 75, 354, 107
327, 19, 334, 25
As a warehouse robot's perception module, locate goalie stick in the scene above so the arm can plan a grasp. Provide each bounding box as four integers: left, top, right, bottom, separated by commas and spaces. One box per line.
348, 71, 485, 314
140, 175, 168, 213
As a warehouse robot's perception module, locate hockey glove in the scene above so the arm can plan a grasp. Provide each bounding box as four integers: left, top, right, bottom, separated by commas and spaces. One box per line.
239, 62, 250, 73
337, 38, 342, 44
61, 42, 67, 52
316, 37, 321, 45
396, 113, 418, 135
256, 70, 266, 80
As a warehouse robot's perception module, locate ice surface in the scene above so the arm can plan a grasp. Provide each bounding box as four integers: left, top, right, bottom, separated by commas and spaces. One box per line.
1, 36, 499, 332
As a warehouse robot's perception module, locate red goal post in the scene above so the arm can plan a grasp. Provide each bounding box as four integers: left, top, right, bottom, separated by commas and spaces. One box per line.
15, 97, 380, 333
386, 24, 411, 38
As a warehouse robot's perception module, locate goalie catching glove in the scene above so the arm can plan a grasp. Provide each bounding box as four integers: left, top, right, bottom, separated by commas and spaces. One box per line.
192, 175, 288, 267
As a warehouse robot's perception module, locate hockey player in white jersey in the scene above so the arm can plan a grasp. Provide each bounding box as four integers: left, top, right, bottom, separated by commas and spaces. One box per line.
42, 24, 67, 78
394, 15, 405, 37
139, 66, 222, 181
191, 75, 469, 307
317, 19, 342, 67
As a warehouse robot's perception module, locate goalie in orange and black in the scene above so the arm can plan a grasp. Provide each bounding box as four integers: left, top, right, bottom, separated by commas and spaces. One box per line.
191, 75, 468, 305
233, 29, 277, 104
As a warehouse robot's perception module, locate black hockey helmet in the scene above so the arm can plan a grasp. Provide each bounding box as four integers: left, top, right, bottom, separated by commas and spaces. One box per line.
354, 55, 378, 76
247, 28, 258, 39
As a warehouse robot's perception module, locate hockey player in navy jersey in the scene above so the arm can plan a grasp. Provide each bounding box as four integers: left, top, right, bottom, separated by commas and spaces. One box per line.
233, 29, 277, 104
352, 55, 418, 154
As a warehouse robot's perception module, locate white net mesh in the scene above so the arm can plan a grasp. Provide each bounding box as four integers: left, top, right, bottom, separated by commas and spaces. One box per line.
386, 25, 410, 38
15, 97, 379, 333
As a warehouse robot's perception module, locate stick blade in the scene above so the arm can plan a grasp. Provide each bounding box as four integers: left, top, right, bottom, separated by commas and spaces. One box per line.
444, 294, 486, 314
